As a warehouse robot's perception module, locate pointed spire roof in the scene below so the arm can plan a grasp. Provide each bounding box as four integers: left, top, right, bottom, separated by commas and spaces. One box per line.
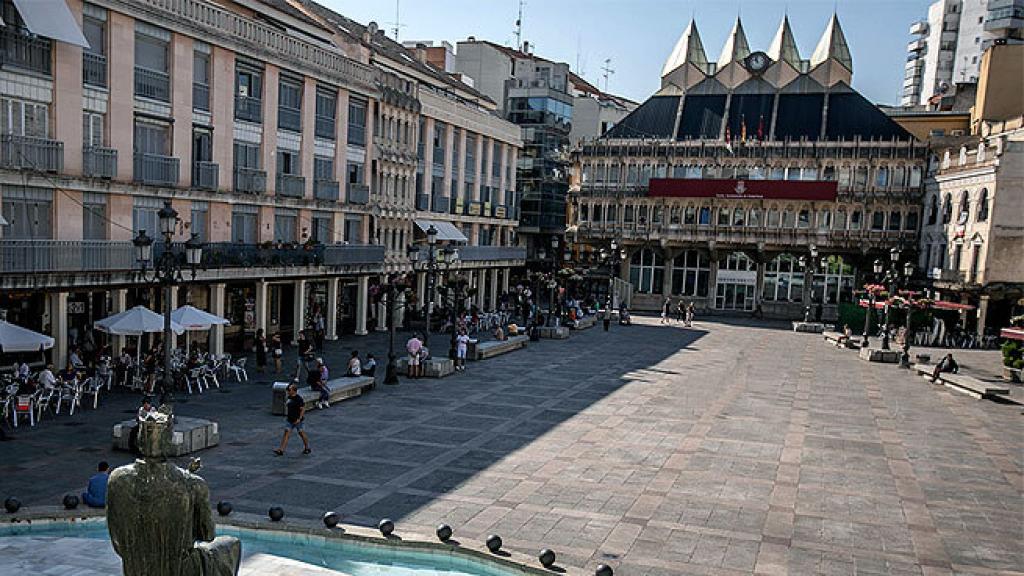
810, 13, 852, 70
767, 15, 801, 67
717, 17, 751, 68
661, 19, 708, 77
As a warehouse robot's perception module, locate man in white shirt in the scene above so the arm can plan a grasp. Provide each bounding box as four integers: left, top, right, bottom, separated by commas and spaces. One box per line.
455, 330, 470, 372
38, 365, 57, 390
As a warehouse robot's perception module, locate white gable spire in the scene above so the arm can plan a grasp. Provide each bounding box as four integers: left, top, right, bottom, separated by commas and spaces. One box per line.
717, 17, 751, 68
810, 13, 852, 71
767, 15, 801, 68
662, 19, 708, 77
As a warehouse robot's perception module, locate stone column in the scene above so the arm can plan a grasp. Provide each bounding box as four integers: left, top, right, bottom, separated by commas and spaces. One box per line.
396, 291, 407, 329
50, 292, 69, 367
502, 267, 510, 292
976, 294, 990, 339
476, 270, 487, 310
417, 272, 427, 304
489, 268, 499, 311
255, 281, 269, 336
355, 276, 369, 336
376, 291, 388, 332
326, 278, 339, 341
210, 283, 226, 356
111, 289, 127, 354
293, 279, 307, 341
663, 252, 675, 296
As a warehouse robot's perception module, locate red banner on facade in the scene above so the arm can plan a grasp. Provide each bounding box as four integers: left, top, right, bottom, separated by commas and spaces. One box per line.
648, 178, 838, 201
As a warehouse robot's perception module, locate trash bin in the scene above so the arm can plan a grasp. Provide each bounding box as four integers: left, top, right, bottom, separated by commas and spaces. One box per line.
271, 382, 291, 415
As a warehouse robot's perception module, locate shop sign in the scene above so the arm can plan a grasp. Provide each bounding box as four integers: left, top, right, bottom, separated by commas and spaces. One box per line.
68, 302, 86, 314
716, 270, 757, 285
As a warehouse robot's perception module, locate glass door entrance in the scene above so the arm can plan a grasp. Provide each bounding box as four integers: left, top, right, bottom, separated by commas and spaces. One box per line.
715, 282, 755, 311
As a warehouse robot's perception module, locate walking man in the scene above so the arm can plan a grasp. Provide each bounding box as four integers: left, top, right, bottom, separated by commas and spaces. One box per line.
602, 300, 612, 331
273, 382, 310, 456
455, 329, 470, 372
406, 333, 423, 379
661, 297, 671, 325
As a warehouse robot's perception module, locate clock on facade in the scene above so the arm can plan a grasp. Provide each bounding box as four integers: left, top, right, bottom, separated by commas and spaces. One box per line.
745, 51, 770, 74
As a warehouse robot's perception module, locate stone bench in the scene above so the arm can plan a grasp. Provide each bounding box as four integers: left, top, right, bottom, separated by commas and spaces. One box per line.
913, 363, 1010, 399
823, 331, 860, 349
468, 335, 529, 360
537, 326, 570, 339
396, 356, 455, 378
271, 376, 375, 415
859, 347, 900, 363
572, 316, 597, 330
792, 321, 826, 333
113, 416, 219, 456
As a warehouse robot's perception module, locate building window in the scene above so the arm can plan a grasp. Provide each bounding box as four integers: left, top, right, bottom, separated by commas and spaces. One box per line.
132, 196, 162, 238
629, 248, 664, 294
344, 215, 362, 243
797, 209, 811, 229
763, 254, 803, 302
671, 250, 709, 296
958, 191, 970, 223
1, 185, 53, 239
942, 193, 953, 223
82, 112, 104, 147
977, 189, 989, 221
871, 210, 885, 231
834, 209, 847, 230
683, 206, 695, 225
190, 202, 208, 242
927, 194, 938, 225
888, 211, 902, 231
277, 76, 303, 133
698, 207, 711, 226
82, 9, 107, 88
782, 209, 794, 228
905, 211, 918, 231
133, 119, 170, 156
348, 96, 367, 146
83, 193, 106, 240
311, 212, 331, 243
277, 150, 299, 176
235, 63, 263, 123
315, 87, 337, 140
274, 209, 297, 242
193, 50, 210, 112
817, 210, 831, 230
134, 28, 170, 102
231, 205, 258, 244
717, 207, 730, 226
812, 256, 856, 304
1, 97, 49, 137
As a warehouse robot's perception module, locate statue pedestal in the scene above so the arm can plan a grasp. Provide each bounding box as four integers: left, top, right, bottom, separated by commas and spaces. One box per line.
113, 417, 220, 456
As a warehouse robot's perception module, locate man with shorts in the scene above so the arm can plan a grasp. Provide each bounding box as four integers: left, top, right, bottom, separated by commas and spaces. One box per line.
455, 329, 470, 372
273, 382, 310, 456
406, 333, 423, 379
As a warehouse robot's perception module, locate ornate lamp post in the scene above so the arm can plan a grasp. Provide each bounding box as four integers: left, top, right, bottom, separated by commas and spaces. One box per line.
133, 201, 203, 405
880, 247, 903, 351
407, 225, 458, 349
383, 270, 413, 385
547, 235, 559, 326
862, 258, 884, 349
600, 239, 626, 309
899, 261, 916, 368
798, 244, 823, 322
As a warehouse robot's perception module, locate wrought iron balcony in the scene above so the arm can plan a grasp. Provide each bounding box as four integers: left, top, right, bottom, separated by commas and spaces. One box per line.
315, 115, 335, 140
432, 195, 449, 213
323, 243, 386, 266
347, 182, 370, 204
134, 66, 170, 102
457, 246, 527, 262
0, 135, 64, 172
278, 105, 302, 132
82, 52, 107, 88
133, 153, 179, 186
193, 161, 219, 190
234, 95, 262, 123
193, 82, 210, 111
314, 179, 340, 201
83, 146, 117, 179
0, 240, 134, 273
276, 173, 305, 198
0, 28, 52, 75
234, 167, 266, 194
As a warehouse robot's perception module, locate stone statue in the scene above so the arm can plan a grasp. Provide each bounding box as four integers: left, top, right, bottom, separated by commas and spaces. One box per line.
107, 407, 241, 576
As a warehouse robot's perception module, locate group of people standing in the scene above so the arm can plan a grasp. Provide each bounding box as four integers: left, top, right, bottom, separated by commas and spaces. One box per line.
661, 298, 696, 327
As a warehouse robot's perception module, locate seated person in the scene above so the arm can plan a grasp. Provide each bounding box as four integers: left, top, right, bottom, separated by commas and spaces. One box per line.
836, 324, 852, 347
493, 326, 506, 341
137, 397, 157, 421
363, 353, 377, 377
82, 461, 110, 508
69, 348, 85, 370
347, 350, 361, 376
507, 323, 519, 336
59, 363, 78, 384
931, 353, 959, 382
16, 362, 30, 382
37, 365, 58, 390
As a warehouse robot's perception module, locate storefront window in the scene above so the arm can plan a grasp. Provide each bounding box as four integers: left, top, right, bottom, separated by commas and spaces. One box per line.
671, 250, 709, 296
629, 248, 664, 294
763, 253, 803, 302
812, 256, 856, 304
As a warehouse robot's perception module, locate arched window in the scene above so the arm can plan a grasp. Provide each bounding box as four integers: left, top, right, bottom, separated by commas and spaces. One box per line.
768, 207, 781, 227
732, 207, 745, 227
624, 205, 634, 222
871, 210, 886, 230
629, 248, 664, 294
782, 208, 795, 228
684, 205, 696, 225
893, 165, 907, 188
818, 210, 832, 230
888, 211, 902, 231
905, 211, 918, 231
671, 250, 710, 296
593, 204, 603, 223
607, 204, 618, 222
717, 207, 731, 226
875, 166, 890, 188
977, 189, 989, 222
834, 209, 848, 230
670, 206, 681, 225
927, 194, 938, 225
748, 207, 761, 227
958, 191, 970, 223
652, 205, 663, 224
797, 209, 811, 229
579, 204, 589, 222
698, 206, 711, 226
942, 193, 953, 224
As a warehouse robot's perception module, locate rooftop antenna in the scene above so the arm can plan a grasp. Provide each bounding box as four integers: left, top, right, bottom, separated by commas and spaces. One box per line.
514, 0, 525, 50
601, 58, 615, 92
386, 0, 405, 41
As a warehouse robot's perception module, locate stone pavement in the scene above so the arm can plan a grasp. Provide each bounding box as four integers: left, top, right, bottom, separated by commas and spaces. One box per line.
1, 318, 1021, 575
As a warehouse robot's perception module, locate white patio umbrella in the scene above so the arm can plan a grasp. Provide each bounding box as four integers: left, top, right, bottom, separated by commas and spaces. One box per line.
94, 306, 184, 365
171, 305, 229, 354
0, 320, 54, 353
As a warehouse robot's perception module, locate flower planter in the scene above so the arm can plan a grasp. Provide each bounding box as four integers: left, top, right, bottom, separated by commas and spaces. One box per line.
1002, 366, 1022, 383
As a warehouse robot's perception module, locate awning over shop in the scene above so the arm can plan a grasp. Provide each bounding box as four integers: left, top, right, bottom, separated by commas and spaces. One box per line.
414, 220, 468, 242
1000, 327, 1024, 342
931, 301, 976, 311
12, 0, 90, 48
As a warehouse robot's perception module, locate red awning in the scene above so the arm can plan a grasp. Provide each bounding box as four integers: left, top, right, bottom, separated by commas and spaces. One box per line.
857, 299, 886, 310
1001, 327, 1024, 341
931, 301, 976, 311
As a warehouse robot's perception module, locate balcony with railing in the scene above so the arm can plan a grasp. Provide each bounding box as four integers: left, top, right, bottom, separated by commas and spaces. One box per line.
315, 115, 336, 140
82, 52, 106, 88
276, 173, 305, 198
314, 179, 339, 201
432, 195, 449, 213
0, 28, 52, 75
1, 135, 63, 172
0, 240, 134, 274
457, 246, 527, 262
415, 193, 430, 211
234, 167, 266, 194
323, 243, 386, 266
193, 83, 210, 112
193, 161, 219, 190
83, 146, 117, 179
133, 153, 179, 186
347, 183, 370, 204
234, 95, 262, 123
134, 67, 170, 102
278, 105, 302, 132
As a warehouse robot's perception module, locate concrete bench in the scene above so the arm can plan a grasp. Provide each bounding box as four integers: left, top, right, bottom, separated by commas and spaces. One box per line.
572, 316, 597, 330
271, 376, 375, 415
396, 356, 455, 378
823, 331, 860, 349
468, 335, 529, 360
113, 416, 219, 456
859, 347, 899, 363
913, 364, 1010, 399
793, 321, 825, 333
537, 326, 570, 339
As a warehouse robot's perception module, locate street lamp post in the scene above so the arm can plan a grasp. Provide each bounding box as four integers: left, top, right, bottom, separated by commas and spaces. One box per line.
133, 201, 203, 407
407, 225, 458, 350
881, 247, 903, 351
600, 239, 626, 310
899, 261, 916, 368
799, 245, 821, 322
383, 270, 413, 385
862, 258, 884, 349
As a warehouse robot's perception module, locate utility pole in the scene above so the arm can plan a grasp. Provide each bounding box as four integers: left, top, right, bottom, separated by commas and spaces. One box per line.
514, 0, 525, 50
601, 58, 615, 92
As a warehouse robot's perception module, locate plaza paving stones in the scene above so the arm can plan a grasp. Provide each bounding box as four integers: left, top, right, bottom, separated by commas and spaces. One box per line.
2, 318, 1022, 575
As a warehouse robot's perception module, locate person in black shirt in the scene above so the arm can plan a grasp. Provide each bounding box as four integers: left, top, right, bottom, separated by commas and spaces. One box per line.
273, 382, 310, 456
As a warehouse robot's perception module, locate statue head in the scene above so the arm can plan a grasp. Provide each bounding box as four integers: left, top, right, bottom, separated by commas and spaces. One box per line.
137, 408, 174, 460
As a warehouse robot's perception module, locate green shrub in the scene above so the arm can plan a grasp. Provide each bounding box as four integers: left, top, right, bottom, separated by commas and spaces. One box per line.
1013, 359, 1024, 370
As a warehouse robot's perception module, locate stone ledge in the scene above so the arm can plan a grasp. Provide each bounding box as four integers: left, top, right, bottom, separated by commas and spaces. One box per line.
859, 347, 900, 363
113, 416, 219, 456
792, 321, 826, 333
396, 357, 455, 378
468, 335, 529, 360
271, 377, 375, 415
537, 326, 570, 339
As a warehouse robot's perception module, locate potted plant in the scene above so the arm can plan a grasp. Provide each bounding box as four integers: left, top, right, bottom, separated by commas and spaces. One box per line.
1001, 340, 1023, 383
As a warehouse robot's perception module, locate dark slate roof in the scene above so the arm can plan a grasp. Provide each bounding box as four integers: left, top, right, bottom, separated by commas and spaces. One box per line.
603, 81, 914, 142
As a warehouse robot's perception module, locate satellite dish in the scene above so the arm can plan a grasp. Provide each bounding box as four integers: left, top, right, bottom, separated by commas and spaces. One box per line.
367, 21, 379, 35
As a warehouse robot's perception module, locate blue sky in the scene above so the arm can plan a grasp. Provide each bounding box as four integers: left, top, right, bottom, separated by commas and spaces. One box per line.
323, 0, 932, 105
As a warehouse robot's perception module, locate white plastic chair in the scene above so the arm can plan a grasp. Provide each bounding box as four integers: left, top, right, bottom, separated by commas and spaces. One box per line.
82, 377, 104, 409
229, 358, 248, 382
13, 395, 34, 428
202, 364, 220, 390
186, 368, 204, 395
34, 389, 55, 422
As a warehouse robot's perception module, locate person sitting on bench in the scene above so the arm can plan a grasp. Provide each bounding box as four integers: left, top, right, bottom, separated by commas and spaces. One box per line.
931, 353, 959, 382
835, 324, 852, 347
